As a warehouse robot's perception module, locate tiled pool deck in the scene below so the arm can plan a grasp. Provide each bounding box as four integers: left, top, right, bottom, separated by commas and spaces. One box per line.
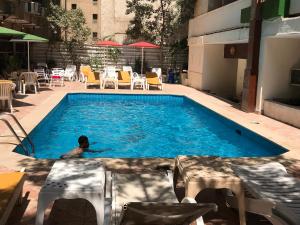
1, 82, 300, 225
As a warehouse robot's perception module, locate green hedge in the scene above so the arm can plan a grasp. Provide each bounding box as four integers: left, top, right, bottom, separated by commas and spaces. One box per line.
240, 0, 290, 23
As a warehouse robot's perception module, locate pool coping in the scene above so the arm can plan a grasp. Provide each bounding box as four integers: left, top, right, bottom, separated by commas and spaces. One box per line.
1, 85, 300, 168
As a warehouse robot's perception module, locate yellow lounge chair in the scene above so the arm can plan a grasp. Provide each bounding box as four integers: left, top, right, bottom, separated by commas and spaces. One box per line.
145, 72, 163, 90
0, 171, 26, 225
118, 71, 132, 89
80, 66, 101, 89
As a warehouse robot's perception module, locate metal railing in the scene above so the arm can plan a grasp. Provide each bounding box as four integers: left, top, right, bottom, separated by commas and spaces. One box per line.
0, 113, 34, 156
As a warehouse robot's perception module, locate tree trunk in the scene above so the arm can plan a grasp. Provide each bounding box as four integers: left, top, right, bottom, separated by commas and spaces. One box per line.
160, 0, 165, 70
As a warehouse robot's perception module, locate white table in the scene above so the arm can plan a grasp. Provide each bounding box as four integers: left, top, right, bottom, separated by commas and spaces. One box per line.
35, 159, 105, 225
132, 77, 146, 90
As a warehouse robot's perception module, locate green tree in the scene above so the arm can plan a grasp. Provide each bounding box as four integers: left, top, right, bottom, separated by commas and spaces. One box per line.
47, 2, 91, 66
125, 0, 156, 42
89, 55, 103, 70
126, 0, 193, 69
175, 0, 195, 26
108, 47, 121, 66
126, 0, 176, 46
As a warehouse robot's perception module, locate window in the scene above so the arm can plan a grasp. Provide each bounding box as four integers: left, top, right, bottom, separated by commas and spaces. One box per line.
71, 4, 77, 9
93, 14, 98, 20
92, 32, 98, 38
93, 0, 98, 4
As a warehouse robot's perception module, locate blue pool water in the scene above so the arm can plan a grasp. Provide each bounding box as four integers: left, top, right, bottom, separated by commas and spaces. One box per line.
17, 94, 286, 159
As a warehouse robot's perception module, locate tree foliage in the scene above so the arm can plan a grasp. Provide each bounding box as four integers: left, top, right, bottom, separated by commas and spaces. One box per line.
125, 0, 195, 46
47, 2, 91, 65
125, 0, 194, 69
126, 0, 155, 42
175, 0, 195, 25
108, 48, 121, 66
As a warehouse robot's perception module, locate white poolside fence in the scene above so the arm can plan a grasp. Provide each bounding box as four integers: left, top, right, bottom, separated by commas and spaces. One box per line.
31, 42, 188, 72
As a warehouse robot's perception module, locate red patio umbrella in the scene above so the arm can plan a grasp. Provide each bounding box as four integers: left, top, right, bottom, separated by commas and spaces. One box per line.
128, 41, 159, 75
96, 40, 122, 47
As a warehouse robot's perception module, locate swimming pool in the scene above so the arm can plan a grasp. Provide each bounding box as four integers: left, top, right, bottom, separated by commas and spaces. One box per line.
16, 93, 286, 159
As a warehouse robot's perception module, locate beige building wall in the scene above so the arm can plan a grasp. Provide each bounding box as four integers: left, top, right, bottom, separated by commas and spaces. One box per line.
187, 42, 238, 98
194, 0, 209, 17
202, 44, 237, 98
256, 38, 300, 112
236, 59, 247, 99
187, 44, 205, 89
61, 0, 133, 43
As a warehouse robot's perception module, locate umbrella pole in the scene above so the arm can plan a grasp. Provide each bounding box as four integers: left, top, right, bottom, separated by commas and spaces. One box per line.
27, 41, 30, 72
141, 47, 144, 75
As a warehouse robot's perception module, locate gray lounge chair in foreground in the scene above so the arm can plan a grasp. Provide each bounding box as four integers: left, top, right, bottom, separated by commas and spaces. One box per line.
227, 162, 300, 225
118, 202, 217, 225
105, 171, 217, 225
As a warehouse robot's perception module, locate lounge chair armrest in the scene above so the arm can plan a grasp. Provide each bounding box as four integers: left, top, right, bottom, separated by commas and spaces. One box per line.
181, 197, 197, 203
180, 197, 216, 225
181, 198, 218, 214
105, 171, 112, 199
84, 76, 87, 82
166, 170, 174, 189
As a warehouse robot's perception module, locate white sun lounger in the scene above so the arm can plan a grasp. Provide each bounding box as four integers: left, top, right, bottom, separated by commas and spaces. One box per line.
105, 170, 217, 225
228, 162, 300, 225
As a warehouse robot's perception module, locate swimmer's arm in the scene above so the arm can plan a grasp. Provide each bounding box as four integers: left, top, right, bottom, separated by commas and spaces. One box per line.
60, 148, 83, 159
85, 148, 112, 153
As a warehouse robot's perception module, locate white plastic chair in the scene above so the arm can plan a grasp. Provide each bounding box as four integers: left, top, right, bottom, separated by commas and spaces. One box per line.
7, 72, 18, 95
20, 72, 39, 94
64, 65, 76, 81
132, 73, 146, 90
8, 71, 18, 82
152, 68, 162, 79
37, 62, 48, 69
102, 66, 118, 89
122, 66, 133, 74
123, 66, 145, 90
0, 82, 13, 112
34, 69, 49, 85
49, 68, 64, 87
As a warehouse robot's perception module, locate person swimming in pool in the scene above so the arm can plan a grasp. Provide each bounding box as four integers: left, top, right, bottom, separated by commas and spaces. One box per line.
60, 135, 109, 159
